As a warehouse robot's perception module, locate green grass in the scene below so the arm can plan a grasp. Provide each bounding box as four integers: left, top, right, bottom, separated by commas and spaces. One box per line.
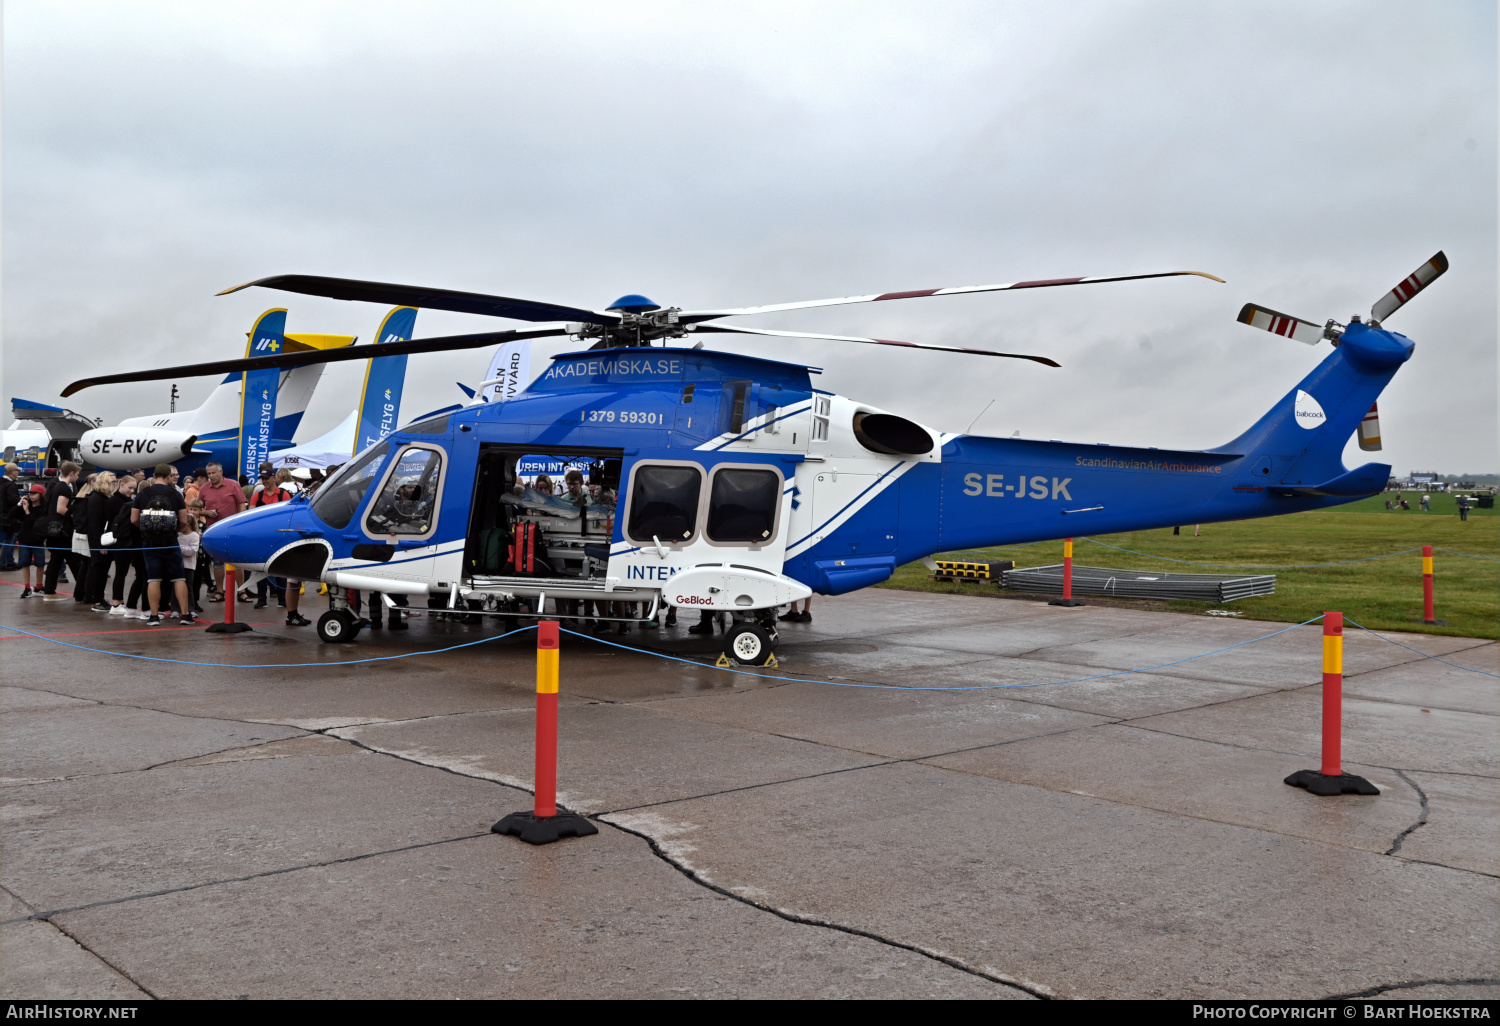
880, 492, 1499, 639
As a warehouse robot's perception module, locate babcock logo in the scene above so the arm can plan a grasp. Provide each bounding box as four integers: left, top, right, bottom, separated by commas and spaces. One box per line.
1294, 389, 1326, 430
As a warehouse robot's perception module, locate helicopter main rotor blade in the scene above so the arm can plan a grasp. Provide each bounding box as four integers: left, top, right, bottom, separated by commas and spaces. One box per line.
217, 274, 617, 325
1370, 251, 1448, 323
1235, 303, 1330, 346
677, 269, 1224, 324
60, 327, 569, 397
686, 324, 1061, 367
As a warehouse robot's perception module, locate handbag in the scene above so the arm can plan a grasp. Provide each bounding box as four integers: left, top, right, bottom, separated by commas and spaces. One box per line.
45, 515, 67, 540
100, 531, 117, 548
72, 530, 91, 557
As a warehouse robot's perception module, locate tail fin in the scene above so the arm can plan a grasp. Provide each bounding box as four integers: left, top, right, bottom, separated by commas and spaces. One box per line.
1214, 322, 1411, 495
355, 307, 417, 455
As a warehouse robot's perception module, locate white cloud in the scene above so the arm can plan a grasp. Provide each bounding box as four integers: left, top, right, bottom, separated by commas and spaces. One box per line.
3, 0, 1494, 474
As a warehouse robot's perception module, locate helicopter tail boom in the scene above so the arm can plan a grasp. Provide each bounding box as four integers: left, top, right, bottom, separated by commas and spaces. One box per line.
913, 322, 1411, 558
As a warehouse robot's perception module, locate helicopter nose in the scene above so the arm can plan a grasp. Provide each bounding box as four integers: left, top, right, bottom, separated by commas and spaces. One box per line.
201, 502, 296, 568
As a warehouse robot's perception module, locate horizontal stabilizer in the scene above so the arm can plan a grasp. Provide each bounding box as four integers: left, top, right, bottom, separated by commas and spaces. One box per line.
284, 333, 357, 353
10, 398, 98, 437
1270, 462, 1390, 497
1236, 304, 1328, 346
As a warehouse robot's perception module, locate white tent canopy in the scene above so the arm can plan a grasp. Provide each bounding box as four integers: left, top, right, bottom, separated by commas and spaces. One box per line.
269, 411, 356, 471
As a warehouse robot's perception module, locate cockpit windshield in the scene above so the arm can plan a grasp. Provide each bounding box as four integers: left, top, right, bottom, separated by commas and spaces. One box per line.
310, 441, 390, 529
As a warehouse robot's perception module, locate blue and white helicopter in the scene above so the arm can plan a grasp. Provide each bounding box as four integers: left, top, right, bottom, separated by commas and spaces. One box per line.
62, 254, 1446, 660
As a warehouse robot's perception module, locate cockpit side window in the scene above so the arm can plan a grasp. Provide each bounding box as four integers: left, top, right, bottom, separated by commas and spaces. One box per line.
626, 464, 702, 544
706, 467, 781, 543
310, 441, 389, 529
365, 446, 444, 537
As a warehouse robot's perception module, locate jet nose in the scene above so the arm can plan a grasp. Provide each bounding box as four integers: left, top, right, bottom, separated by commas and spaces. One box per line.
201, 502, 296, 569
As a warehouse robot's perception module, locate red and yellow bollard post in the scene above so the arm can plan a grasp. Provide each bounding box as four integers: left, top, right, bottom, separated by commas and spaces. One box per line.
1320, 612, 1344, 778
1421, 546, 1446, 625
205, 564, 252, 634
1285, 612, 1377, 796
1048, 537, 1087, 607
493, 620, 598, 844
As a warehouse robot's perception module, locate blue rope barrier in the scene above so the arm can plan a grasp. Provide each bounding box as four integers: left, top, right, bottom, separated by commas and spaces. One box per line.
11, 541, 181, 552
559, 618, 1328, 691
1343, 618, 1500, 679
1432, 547, 1500, 563
0, 622, 538, 668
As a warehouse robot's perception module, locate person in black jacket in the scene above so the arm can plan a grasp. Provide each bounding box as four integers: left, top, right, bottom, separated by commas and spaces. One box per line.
0, 463, 22, 569
105, 475, 142, 614
83, 472, 119, 611
16, 484, 50, 596
42, 462, 84, 600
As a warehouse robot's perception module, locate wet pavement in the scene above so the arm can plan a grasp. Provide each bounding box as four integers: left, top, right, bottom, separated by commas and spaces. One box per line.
1, 581, 1495, 999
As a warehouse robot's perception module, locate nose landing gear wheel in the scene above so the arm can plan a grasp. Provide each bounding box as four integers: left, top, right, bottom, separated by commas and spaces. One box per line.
724, 622, 772, 665
317, 609, 362, 644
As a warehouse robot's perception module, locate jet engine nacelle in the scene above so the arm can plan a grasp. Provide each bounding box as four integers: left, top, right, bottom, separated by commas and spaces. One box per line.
80, 427, 201, 469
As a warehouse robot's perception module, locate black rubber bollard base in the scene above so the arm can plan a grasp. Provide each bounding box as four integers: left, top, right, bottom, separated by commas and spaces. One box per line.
492, 810, 599, 845
1284, 769, 1380, 796
204, 622, 252, 633
1048, 598, 1087, 607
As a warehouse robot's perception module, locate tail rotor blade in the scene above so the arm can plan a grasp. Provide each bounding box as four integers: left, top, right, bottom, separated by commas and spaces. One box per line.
61, 327, 568, 397
1370, 251, 1448, 324
1236, 303, 1330, 346
687, 324, 1060, 367
1358, 403, 1382, 452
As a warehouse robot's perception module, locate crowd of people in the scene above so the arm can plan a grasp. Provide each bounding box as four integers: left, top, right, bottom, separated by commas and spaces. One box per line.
0, 458, 310, 628
0, 457, 816, 635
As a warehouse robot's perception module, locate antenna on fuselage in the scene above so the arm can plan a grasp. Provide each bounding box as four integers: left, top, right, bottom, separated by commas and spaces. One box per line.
964, 399, 996, 434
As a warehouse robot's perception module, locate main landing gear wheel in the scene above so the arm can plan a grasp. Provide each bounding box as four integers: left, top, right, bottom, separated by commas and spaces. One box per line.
724, 622, 772, 665
317, 609, 362, 644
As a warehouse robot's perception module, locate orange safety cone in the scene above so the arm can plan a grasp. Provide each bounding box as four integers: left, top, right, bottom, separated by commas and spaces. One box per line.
493, 621, 598, 844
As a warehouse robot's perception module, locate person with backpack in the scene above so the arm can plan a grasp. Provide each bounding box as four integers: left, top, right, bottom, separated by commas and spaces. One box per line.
132, 463, 196, 626
82, 472, 119, 611
42, 461, 85, 601
248, 467, 292, 608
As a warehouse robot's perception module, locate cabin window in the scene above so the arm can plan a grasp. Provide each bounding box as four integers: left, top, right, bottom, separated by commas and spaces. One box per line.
626, 464, 702, 543
707, 467, 781, 543
365, 446, 444, 537
812, 395, 831, 441
310, 440, 389, 529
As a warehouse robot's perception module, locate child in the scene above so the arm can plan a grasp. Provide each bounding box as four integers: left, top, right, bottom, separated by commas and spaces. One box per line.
169, 514, 202, 619
186, 498, 209, 612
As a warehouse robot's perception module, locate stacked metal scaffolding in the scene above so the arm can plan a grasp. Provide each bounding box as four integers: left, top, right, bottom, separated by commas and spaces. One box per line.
1001, 564, 1275, 603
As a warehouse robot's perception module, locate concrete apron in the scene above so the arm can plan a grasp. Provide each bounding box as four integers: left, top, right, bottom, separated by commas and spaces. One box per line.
0, 583, 1495, 999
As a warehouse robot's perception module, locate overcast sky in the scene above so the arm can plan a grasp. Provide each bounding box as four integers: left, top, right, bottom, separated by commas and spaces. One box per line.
3, 1, 1495, 474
